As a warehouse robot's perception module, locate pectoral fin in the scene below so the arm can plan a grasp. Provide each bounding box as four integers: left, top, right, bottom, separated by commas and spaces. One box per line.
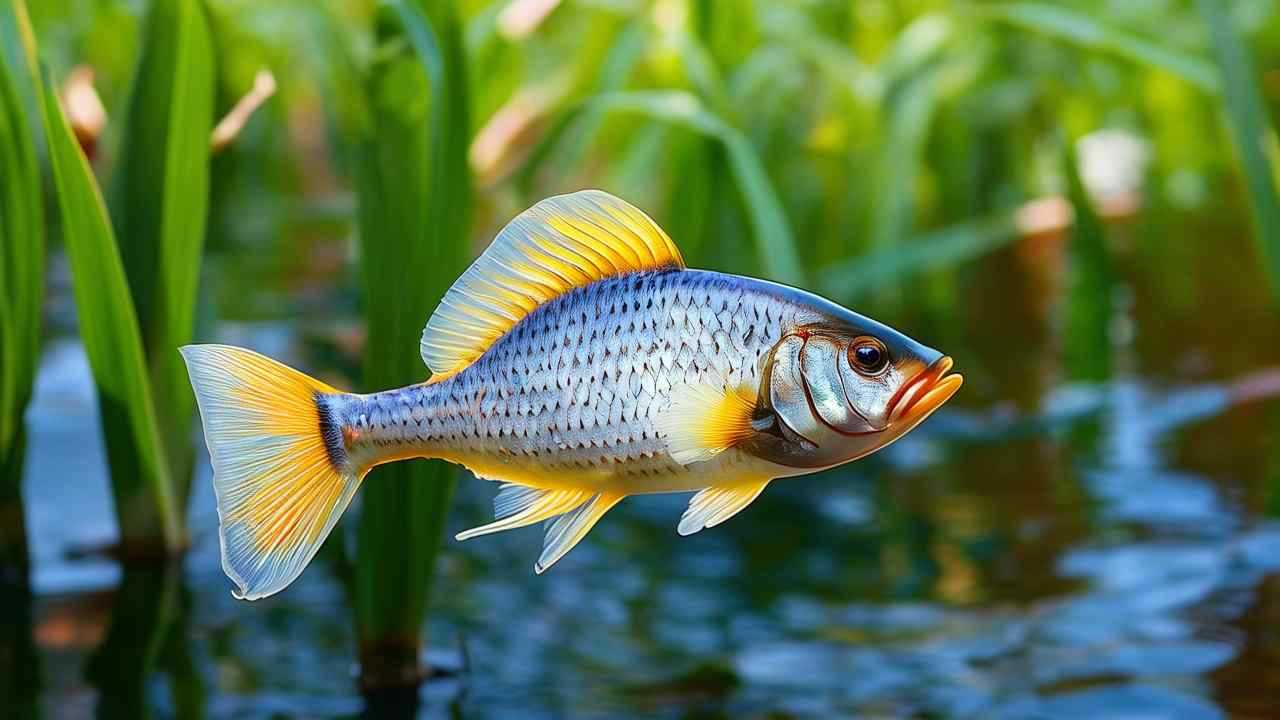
678, 479, 771, 536
656, 382, 757, 465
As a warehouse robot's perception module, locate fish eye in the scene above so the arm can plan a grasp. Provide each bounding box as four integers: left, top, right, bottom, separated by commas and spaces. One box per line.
849, 338, 888, 375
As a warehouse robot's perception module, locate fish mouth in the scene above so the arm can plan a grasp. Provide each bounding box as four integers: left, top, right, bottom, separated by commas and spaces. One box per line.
887, 356, 963, 427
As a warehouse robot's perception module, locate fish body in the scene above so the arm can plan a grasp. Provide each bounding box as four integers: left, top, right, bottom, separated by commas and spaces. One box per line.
182, 191, 962, 599
330, 269, 944, 495
328, 269, 788, 497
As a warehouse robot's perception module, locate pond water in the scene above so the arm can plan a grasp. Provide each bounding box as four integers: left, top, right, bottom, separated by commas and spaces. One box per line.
15, 208, 1280, 718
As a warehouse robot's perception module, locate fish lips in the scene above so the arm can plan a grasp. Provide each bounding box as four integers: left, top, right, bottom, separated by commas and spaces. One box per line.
886, 355, 964, 428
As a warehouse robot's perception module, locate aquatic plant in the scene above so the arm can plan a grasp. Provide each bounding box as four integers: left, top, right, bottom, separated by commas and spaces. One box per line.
0, 0, 43, 573
1197, 0, 1280, 302
0, 3, 44, 711
351, 0, 472, 689
38, 0, 215, 556
108, 0, 216, 514
41, 64, 183, 554
1061, 136, 1113, 383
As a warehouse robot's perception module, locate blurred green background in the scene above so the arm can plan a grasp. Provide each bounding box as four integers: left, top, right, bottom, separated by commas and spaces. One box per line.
4, 0, 1280, 717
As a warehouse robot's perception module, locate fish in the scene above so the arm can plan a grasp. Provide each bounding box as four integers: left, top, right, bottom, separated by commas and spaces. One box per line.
181, 190, 963, 600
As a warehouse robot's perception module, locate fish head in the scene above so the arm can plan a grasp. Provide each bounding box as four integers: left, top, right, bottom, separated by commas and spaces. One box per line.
746, 314, 962, 469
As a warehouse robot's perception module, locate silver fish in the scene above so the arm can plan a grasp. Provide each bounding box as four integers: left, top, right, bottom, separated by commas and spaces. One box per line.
182, 190, 962, 600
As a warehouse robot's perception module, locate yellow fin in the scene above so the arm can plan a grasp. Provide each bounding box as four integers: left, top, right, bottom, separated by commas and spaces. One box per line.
536, 492, 624, 573
420, 190, 685, 383
455, 485, 592, 541
678, 479, 770, 536
180, 344, 361, 601
655, 382, 758, 465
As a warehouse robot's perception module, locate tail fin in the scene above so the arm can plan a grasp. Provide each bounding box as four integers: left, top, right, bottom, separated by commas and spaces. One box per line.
181, 344, 361, 600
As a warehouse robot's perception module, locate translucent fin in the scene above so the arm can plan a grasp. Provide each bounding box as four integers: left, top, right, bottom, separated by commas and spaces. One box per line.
181, 344, 361, 601
494, 483, 545, 518
421, 190, 685, 383
455, 485, 592, 541
655, 382, 757, 465
535, 492, 624, 573
678, 480, 771, 536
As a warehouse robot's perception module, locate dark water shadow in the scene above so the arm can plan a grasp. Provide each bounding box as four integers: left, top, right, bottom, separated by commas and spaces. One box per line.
0, 429, 39, 719
356, 671, 467, 720
85, 562, 204, 719
0, 561, 39, 719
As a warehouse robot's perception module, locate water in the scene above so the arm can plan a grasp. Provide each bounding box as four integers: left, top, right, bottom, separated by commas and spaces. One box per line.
16, 216, 1280, 718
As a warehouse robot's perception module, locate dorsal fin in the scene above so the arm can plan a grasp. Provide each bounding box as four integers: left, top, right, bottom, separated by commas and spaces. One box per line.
421, 190, 685, 382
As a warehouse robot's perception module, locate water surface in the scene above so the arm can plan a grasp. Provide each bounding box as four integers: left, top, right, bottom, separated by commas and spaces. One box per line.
19, 211, 1280, 718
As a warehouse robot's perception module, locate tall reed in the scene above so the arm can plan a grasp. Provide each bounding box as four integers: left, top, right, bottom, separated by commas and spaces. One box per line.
352, 0, 471, 689
41, 61, 184, 554
0, 0, 43, 573
0, 2, 44, 713
1062, 138, 1113, 383
37, 0, 215, 557
1197, 0, 1280, 302
109, 0, 216, 517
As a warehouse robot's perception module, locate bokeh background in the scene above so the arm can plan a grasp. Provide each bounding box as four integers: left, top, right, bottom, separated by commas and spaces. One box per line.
5, 0, 1280, 717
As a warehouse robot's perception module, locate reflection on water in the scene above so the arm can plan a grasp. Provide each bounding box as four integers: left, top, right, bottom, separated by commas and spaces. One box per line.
12, 217, 1280, 718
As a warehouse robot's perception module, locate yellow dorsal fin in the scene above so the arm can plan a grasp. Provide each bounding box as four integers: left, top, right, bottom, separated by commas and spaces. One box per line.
421, 190, 685, 382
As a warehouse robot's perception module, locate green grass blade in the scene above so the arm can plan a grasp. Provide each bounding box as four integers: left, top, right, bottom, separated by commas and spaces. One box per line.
353, 0, 470, 689
868, 71, 940, 252
759, 4, 881, 104
109, 0, 216, 510
0, 0, 43, 468
980, 3, 1219, 93
861, 14, 958, 259
583, 90, 805, 285
663, 128, 719, 265
1062, 140, 1113, 382
554, 22, 647, 173
39, 65, 181, 555
1197, 0, 1280, 301
0, 0, 44, 577
819, 213, 1019, 300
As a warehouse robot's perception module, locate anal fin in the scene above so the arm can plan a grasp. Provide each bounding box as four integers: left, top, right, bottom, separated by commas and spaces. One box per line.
678, 479, 770, 536
456, 484, 592, 541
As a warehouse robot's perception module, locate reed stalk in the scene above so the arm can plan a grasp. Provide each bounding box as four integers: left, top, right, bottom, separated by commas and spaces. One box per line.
1197, 0, 1280, 302
352, 0, 471, 689
40, 65, 182, 555
109, 0, 216, 538
0, 0, 43, 576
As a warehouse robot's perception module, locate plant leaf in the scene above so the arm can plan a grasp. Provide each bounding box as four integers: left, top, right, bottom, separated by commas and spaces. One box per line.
353, 0, 470, 679
1197, 0, 1280, 302
980, 3, 1219, 92
819, 213, 1018, 300
39, 65, 180, 553
0, 0, 43, 465
109, 0, 216, 506
583, 90, 805, 285
1062, 139, 1113, 382
868, 70, 940, 252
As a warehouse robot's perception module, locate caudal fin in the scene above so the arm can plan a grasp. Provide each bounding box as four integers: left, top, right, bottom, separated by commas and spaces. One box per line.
181, 344, 361, 600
